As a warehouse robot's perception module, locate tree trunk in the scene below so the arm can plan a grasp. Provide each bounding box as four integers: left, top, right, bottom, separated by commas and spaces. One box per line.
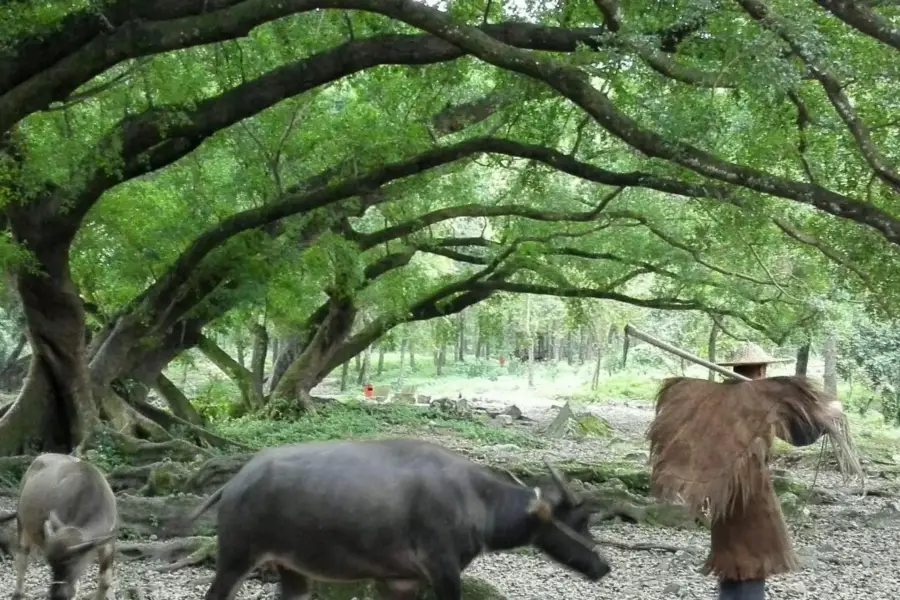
268, 335, 300, 395
249, 323, 268, 402
823, 333, 838, 397
0, 220, 98, 454
436, 343, 446, 376
154, 373, 204, 426
196, 334, 262, 411
708, 320, 719, 381
566, 331, 574, 365
409, 338, 417, 371
578, 328, 586, 365
456, 312, 465, 362
590, 322, 608, 390
275, 299, 357, 413
356, 343, 371, 386
795, 340, 811, 377
339, 360, 350, 392
235, 334, 246, 369
606, 325, 617, 375
399, 337, 407, 369
377, 343, 386, 376
270, 338, 280, 366
526, 295, 534, 387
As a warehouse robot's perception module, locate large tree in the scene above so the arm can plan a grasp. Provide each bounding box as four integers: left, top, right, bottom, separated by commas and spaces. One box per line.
0, 0, 897, 454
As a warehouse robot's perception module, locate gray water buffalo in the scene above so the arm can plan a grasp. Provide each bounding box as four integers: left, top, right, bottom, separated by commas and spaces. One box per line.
0, 453, 118, 600
185, 438, 611, 600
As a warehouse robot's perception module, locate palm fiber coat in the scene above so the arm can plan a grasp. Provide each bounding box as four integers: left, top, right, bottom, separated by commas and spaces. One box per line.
646, 376, 843, 580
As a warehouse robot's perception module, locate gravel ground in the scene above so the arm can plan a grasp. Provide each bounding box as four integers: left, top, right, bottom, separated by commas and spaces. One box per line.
2, 396, 897, 600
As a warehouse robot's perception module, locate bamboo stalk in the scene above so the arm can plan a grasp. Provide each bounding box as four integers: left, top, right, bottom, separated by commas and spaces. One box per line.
623, 324, 750, 381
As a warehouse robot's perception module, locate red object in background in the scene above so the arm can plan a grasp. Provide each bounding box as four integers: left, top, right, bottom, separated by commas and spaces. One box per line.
363, 384, 374, 398
499, 355, 505, 366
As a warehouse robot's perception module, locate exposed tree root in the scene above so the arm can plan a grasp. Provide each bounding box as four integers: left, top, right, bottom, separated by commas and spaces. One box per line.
116, 494, 214, 538
595, 536, 687, 553
182, 453, 254, 494
129, 397, 255, 451
118, 535, 216, 568
105, 430, 214, 465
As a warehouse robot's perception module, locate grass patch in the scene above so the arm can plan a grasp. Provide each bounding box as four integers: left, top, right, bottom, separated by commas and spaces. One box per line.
567, 372, 661, 404
211, 400, 544, 450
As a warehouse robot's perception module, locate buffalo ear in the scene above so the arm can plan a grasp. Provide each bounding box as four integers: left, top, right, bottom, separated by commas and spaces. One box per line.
527, 497, 554, 523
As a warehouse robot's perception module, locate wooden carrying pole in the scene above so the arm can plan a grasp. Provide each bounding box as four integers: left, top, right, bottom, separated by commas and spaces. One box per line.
623, 324, 750, 381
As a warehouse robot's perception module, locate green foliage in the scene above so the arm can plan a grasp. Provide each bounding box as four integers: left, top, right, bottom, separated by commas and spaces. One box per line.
839, 317, 900, 425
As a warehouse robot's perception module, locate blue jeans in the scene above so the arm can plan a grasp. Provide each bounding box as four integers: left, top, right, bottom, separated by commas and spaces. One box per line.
718, 579, 765, 599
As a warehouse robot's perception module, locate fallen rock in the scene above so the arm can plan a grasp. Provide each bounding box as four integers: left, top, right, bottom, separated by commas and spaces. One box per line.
545, 402, 574, 438
502, 405, 522, 420
494, 414, 514, 426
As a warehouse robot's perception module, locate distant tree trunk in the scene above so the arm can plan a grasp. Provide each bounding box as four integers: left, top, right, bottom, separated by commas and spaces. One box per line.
235, 334, 246, 369
475, 329, 482, 359
708, 320, 719, 381
456, 312, 465, 362
796, 340, 811, 377
578, 328, 586, 365
399, 337, 408, 369
154, 373, 204, 426
355, 352, 362, 373
590, 322, 608, 390
270, 338, 280, 365
356, 344, 371, 386
823, 333, 837, 397
267, 335, 300, 394
436, 343, 446, 376
339, 360, 350, 392
526, 295, 535, 387
249, 323, 268, 402
377, 344, 386, 376
409, 339, 417, 371
606, 325, 618, 375
566, 331, 574, 365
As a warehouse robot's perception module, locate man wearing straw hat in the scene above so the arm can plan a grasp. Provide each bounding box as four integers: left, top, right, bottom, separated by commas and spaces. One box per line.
715, 342, 793, 381
647, 342, 848, 600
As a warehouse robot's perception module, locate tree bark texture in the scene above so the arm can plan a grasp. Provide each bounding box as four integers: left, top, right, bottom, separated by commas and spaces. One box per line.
0, 207, 97, 454
795, 341, 811, 377
708, 320, 719, 381
249, 323, 268, 401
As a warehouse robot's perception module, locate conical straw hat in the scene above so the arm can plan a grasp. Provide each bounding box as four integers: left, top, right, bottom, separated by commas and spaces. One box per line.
716, 343, 792, 366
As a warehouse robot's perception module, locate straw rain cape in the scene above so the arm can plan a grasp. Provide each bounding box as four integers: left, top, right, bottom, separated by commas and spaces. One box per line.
647, 376, 844, 580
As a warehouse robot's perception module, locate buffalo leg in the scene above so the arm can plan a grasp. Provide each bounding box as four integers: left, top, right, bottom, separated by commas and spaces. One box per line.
717, 578, 765, 600
94, 542, 116, 600
429, 572, 462, 600
277, 566, 310, 600
204, 554, 254, 600
11, 535, 30, 600
384, 579, 421, 600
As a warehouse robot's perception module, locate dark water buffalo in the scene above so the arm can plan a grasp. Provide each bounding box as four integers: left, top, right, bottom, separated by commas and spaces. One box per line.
186, 438, 611, 600
1, 453, 118, 600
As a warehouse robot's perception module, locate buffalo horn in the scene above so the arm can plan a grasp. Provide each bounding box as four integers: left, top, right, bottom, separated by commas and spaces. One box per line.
543, 457, 578, 505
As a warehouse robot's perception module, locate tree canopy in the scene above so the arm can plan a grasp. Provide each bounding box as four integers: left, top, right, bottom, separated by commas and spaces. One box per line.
1, 0, 898, 454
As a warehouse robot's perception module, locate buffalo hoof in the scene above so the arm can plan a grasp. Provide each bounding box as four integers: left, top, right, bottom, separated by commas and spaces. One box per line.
12, 593, 24, 600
